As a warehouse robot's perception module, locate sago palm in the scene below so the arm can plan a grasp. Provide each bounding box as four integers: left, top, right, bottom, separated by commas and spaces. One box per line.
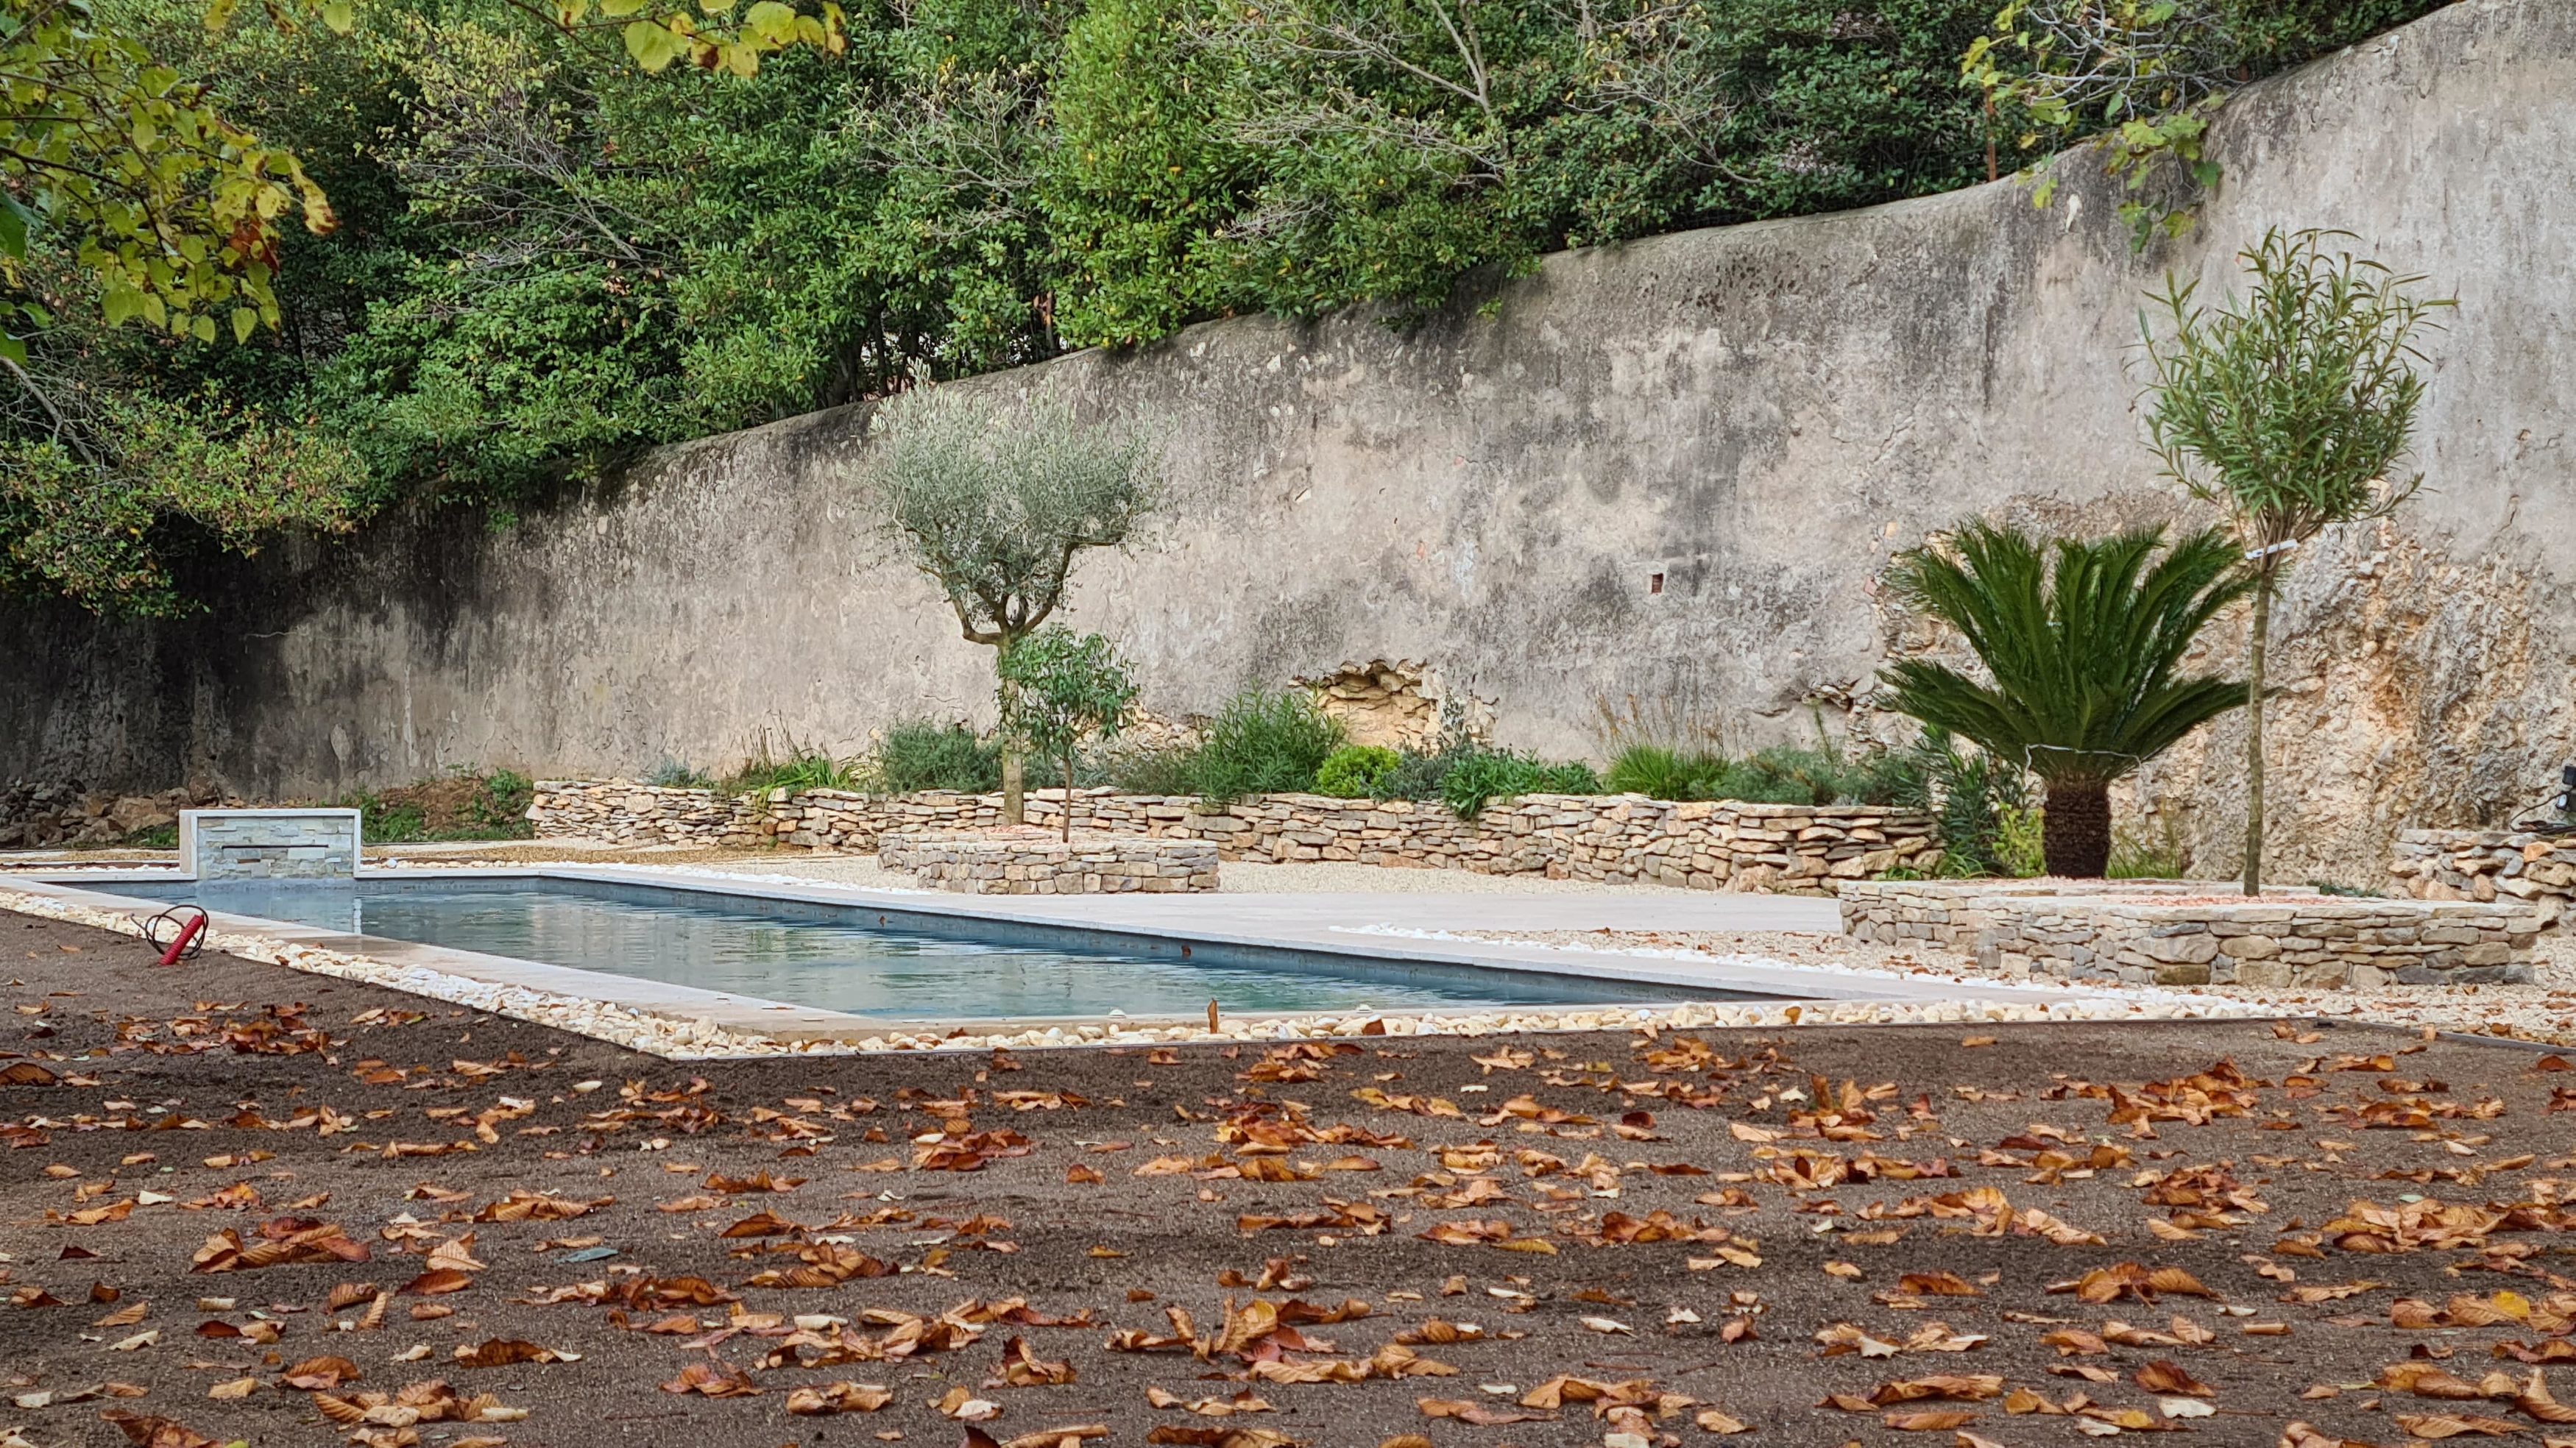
1878, 522, 2253, 879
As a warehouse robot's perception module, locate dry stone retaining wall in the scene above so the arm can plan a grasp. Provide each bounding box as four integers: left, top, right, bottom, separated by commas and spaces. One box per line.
1839, 880, 2538, 990
2389, 828, 2576, 927
878, 831, 1220, 895
528, 781, 1938, 892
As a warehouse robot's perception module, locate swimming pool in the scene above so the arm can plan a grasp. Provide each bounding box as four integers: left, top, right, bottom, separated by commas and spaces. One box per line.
99, 875, 1755, 1022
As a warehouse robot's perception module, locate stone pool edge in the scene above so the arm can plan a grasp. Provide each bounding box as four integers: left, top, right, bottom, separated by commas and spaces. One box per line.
2, 870, 2276, 1059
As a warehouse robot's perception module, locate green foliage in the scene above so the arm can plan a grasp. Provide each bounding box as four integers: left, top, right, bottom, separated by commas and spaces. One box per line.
646, 759, 717, 789
866, 385, 1161, 650
1883, 725, 2033, 879
2, 0, 2447, 614
1880, 521, 2251, 876
1967, 1, 2446, 248
2142, 227, 2446, 892
335, 767, 534, 842
2106, 816, 2190, 879
1089, 741, 1197, 797
876, 720, 1005, 794
1314, 745, 1402, 799
997, 627, 1140, 834
724, 734, 866, 794
2142, 229, 2449, 547
1185, 689, 1346, 804
1437, 748, 1600, 822
1880, 522, 2251, 788
1604, 740, 1909, 806
1993, 802, 2046, 878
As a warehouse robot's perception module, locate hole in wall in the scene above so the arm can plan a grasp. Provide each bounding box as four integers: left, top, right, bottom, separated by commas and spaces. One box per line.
1649, 572, 1665, 595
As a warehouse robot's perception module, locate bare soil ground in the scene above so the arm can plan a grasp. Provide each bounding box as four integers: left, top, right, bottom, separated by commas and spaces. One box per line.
6, 909, 2576, 1448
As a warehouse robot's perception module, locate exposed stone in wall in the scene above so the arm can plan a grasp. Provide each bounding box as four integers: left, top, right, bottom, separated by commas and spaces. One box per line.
528, 781, 1938, 894
2390, 828, 2576, 927
1295, 660, 1488, 750
880, 830, 1220, 894
1839, 879, 2538, 990
0, 781, 229, 849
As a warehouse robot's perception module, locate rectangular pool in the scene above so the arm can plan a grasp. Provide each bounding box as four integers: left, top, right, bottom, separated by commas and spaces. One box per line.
99, 876, 1756, 1023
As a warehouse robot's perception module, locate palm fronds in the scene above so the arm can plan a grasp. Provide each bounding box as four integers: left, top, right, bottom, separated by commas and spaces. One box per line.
1880, 522, 2251, 789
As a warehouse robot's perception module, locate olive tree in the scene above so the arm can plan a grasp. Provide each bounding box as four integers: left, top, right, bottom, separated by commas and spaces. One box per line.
997, 628, 1140, 840
2140, 227, 2449, 895
860, 383, 1159, 823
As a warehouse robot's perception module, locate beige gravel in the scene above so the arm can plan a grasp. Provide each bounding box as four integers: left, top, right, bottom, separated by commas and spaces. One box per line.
1446, 925, 2576, 1048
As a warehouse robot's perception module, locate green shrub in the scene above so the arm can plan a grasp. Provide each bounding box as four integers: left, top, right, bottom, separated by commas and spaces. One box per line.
1437, 748, 1601, 821
1087, 741, 1197, 797
1883, 727, 2033, 879
1186, 690, 1345, 804
332, 767, 536, 843
646, 760, 717, 789
725, 734, 867, 795
2107, 819, 2192, 880
877, 720, 1005, 794
1315, 745, 1402, 798
1604, 744, 1724, 800
1995, 804, 2047, 879
1604, 738, 1909, 806
464, 770, 537, 840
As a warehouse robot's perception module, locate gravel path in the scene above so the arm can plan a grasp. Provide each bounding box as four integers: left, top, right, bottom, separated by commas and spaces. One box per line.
7, 909, 2575, 1448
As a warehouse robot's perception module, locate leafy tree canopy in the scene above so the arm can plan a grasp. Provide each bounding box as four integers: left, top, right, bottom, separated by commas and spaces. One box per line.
1, 0, 2443, 614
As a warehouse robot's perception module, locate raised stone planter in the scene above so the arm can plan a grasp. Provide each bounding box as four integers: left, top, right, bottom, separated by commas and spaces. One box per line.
2390, 828, 2576, 927
528, 781, 1939, 894
1839, 879, 2538, 990
879, 830, 1220, 895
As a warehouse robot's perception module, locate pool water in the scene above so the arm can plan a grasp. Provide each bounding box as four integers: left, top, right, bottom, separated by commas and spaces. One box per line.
103, 876, 1738, 1022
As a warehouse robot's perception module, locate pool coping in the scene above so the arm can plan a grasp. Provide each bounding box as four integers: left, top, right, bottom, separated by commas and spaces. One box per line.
5, 865, 2130, 1046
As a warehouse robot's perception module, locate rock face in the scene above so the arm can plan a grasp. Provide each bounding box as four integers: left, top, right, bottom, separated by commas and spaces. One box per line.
4, 1, 2571, 890
0, 783, 218, 849
528, 781, 1939, 894
1839, 879, 2541, 990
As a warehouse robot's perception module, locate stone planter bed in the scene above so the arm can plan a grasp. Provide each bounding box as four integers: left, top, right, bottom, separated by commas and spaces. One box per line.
1839, 879, 2538, 990
2390, 828, 2576, 926
878, 829, 1220, 895
528, 781, 1939, 893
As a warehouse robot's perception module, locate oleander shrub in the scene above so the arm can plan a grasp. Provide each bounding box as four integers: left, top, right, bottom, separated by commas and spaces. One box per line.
1186, 690, 1346, 803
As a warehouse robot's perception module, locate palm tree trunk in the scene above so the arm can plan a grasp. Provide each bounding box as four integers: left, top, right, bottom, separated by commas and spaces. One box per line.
2042, 776, 2112, 879
2243, 564, 2271, 897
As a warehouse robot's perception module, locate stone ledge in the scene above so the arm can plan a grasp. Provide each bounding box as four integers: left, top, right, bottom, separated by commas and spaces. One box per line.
878, 829, 1221, 895
1839, 879, 2538, 991
527, 781, 1939, 893
2391, 828, 2576, 928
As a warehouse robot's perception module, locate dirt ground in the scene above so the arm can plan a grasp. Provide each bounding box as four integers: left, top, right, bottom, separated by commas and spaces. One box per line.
6, 911, 2576, 1448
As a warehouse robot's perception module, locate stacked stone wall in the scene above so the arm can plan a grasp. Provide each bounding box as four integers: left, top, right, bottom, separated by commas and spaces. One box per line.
2389, 828, 2576, 927
878, 831, 1220, 895
528, 781, 1938, 893
1840, 880, 2537, 990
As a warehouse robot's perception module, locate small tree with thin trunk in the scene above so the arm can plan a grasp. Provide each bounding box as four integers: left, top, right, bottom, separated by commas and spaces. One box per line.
997, 628, 1141, 840
861, 384, 1159, 823
2141, 227, 2449, 895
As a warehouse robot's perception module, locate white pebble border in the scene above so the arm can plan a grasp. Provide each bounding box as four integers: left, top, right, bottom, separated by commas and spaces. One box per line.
3, 884, 2274, 1062
1331, 924, 2278, 1024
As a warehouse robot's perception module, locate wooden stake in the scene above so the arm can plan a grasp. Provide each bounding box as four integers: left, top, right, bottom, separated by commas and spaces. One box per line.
1207, 999, 1220, 1034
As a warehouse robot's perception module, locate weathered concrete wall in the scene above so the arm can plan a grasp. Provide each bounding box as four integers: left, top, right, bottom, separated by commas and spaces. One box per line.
4, 0, 2569, 885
